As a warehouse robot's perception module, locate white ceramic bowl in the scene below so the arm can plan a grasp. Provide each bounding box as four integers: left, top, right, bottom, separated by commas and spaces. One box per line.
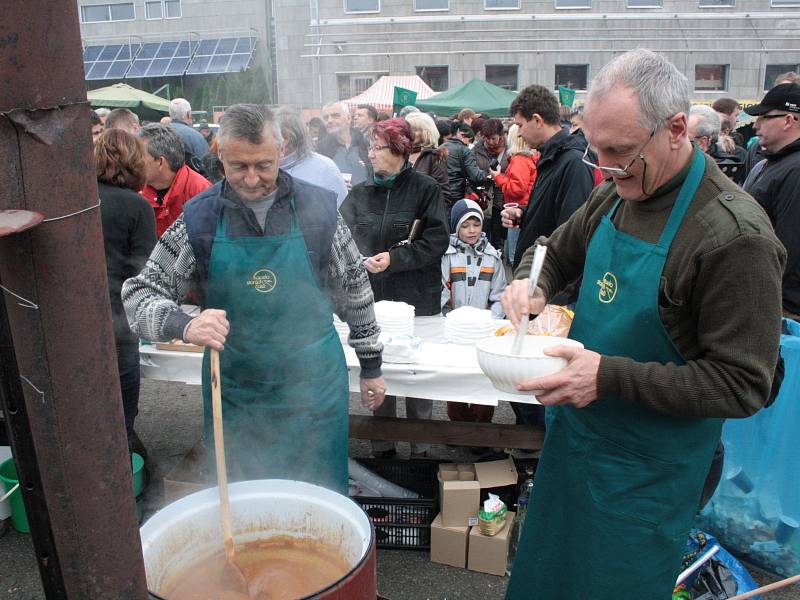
476, 335, 584, 395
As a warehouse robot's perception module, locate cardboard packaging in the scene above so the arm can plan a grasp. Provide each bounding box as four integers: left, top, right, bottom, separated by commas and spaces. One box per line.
430, 513, 471, 568
467, 511, 514, 576
438, 458, 518, 528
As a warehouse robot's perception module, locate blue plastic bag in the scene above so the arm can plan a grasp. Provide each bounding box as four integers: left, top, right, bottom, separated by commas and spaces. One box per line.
696, 319, 800, 576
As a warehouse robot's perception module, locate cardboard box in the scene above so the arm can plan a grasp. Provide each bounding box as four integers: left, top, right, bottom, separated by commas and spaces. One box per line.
438, 458, 518, 528
430, 513, 470, 568
467, 511, 514, 576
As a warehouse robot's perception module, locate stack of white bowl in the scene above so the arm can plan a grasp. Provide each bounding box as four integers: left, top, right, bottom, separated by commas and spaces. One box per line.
445, 306, 497, 345
374, 301, 415, 336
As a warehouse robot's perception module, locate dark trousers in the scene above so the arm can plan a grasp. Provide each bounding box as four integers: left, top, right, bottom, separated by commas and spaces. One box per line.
510, 402, 547, 428
116, 343, 141, 450
447, 402, 495, 423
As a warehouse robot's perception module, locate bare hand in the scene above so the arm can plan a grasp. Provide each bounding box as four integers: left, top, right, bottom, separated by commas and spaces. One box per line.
489, 168, 500, 179
501, 279, 546, 329
500, 207, 522, 229
517, 345, 600, 408
366, 252, 391, 274
184, 309, 229, 351
360, 376, 386, 410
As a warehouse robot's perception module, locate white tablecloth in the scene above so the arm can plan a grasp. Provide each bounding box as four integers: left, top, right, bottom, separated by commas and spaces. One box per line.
139, 316, 537, 406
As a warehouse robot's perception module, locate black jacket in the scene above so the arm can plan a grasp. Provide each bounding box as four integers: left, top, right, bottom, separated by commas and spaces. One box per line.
472, 140, 509, 208
340, 167, 449, 316
513, 128, 595, 269
443, 138, 487, 208
743, 137, 800, 314
98, 182, 157, 346
316, 127, 371, 183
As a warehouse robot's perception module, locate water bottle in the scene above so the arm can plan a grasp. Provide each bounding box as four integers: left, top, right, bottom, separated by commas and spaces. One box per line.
506, 467, 535, 576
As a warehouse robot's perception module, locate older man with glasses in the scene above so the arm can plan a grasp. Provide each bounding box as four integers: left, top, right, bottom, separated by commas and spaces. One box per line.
502, 49, 785, 600
743, 83, 800, 320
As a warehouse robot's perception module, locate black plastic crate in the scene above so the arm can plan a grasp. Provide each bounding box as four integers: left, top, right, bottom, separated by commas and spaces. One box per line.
353, 458, 441, 550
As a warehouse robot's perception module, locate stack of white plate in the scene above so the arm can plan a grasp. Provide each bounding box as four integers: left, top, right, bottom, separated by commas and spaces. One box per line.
445, 306, 497, 345
374, 300, 415, 336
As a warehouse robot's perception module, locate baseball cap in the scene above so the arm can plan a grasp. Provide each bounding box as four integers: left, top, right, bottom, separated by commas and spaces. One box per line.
744, 83, 800, 116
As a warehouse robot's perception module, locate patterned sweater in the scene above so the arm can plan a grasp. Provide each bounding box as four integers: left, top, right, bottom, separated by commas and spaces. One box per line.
122, 180, 383, 378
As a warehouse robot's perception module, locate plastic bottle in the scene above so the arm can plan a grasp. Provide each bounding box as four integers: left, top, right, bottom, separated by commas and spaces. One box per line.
506, 467, 535, 576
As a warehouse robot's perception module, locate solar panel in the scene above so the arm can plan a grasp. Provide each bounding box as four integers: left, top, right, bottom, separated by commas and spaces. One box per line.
125, 40, 197, 79
186, 37, 256, 75
84, 44, 134, 80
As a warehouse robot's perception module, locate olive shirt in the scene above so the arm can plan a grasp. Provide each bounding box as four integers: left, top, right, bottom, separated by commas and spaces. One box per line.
516, 153, 786, 419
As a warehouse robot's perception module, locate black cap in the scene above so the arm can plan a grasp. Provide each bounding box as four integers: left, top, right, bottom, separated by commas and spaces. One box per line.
744, 83, 800, 116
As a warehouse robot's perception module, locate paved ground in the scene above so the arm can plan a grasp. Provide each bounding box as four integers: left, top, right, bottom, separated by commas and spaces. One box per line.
1, 378, 798, 599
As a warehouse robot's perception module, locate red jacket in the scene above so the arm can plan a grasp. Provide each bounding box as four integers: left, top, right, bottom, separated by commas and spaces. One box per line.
494, 154, 538, 207
141, 165, 211, 237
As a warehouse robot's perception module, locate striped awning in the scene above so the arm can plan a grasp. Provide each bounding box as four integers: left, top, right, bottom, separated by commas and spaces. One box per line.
343, 75, 436, 112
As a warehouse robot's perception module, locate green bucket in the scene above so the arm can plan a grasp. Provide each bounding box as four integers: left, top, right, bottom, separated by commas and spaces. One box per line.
132, 452, 145, 522
0, 458, 30, 533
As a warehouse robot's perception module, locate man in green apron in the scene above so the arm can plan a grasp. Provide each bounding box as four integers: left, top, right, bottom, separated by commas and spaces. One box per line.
502, 49, 785, 599
123, 104, 386, 494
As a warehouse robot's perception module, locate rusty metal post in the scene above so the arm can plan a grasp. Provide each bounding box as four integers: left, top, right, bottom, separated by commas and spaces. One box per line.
0, 2, 149, 598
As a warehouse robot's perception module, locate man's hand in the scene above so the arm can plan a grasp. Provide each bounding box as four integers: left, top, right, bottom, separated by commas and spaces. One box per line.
184, 309, 229, 351
360, 376, 386, 410
365, 252, 391, 274
501, 280, 547, 328
517, 345, 601, 408
500, 206, 523, 229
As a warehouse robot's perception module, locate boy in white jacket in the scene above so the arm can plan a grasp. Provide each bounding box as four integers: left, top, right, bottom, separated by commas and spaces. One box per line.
441, 198, 507, 320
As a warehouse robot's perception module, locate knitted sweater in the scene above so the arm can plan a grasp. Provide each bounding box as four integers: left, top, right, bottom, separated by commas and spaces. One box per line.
516, 153, 785, 418
123, 177, 383, 378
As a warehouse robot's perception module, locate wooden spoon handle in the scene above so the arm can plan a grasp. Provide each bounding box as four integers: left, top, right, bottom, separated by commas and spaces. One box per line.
210, 349, 235, 561
728, 573, 800, 600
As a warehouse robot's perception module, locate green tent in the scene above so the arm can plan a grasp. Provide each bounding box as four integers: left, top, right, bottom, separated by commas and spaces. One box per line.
414, 79, 518, 118
87, 83, 170, 121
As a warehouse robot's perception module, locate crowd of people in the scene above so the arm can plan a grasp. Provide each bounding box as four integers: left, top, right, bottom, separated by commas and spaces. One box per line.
89, 49, 799, 599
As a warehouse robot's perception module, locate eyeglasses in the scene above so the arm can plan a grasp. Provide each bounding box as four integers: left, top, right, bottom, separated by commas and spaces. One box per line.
756, 112, 798, 122
581, 128, 658, 178
367, 144, 390, 153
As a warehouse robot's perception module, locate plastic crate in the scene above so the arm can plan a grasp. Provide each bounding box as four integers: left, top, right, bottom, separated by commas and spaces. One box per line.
353, 458, 441, 550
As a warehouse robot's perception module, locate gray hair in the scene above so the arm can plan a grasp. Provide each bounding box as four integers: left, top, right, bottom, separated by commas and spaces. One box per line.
399, 105, 420, 117
94, 107, 111, 118
139, 123, 185, 172
588, 48, 691, 131
322, 101, 350, 118
275, 107, 311, 159
689, 104, 721, 142
217, 103, 283, 150
169, 98, 192, 121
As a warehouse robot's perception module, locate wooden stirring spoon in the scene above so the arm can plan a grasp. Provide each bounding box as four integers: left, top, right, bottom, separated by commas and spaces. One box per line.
210, 349, 250, 597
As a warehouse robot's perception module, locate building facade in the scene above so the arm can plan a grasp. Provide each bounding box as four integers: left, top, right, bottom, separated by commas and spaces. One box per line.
272, 0, 800, 109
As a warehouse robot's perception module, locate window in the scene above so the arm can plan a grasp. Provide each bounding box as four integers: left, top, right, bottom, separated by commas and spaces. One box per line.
695, 64, 729, 91
146, 0, 181, 19
80, 3, 135, 22
416, 66, 449, 92
626, 0, 662, 6
556, 0, 592, 8
415, 0, 448, 8
344, 0, 380, 13
765, 64, 800, 90
485, 0, 520, 9
771, 0, 800, 6
486, 65, 518, 91
555, 65, 589, 90
698, 0, 734, 6
336, 72, 388, 99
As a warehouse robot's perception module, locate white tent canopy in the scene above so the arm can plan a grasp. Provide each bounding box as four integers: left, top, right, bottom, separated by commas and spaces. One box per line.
343, 75, 435, 112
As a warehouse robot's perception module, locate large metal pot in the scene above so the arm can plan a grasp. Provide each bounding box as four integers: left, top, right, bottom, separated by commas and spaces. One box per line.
140, 479, 376, 599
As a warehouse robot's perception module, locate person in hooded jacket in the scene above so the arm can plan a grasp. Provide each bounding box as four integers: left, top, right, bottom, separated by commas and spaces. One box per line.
340, 118, 449, 459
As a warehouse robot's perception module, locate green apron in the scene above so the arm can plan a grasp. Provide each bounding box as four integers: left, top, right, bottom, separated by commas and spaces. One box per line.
506, 150, 722, 599
200, 201, 349, 494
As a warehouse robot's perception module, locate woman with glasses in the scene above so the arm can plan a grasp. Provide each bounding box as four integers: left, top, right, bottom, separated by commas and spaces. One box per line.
340, 118, 449, 458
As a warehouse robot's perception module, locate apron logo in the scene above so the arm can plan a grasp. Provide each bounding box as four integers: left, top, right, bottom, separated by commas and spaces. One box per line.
597, 272, 618, 304
247, 269, 277, 293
